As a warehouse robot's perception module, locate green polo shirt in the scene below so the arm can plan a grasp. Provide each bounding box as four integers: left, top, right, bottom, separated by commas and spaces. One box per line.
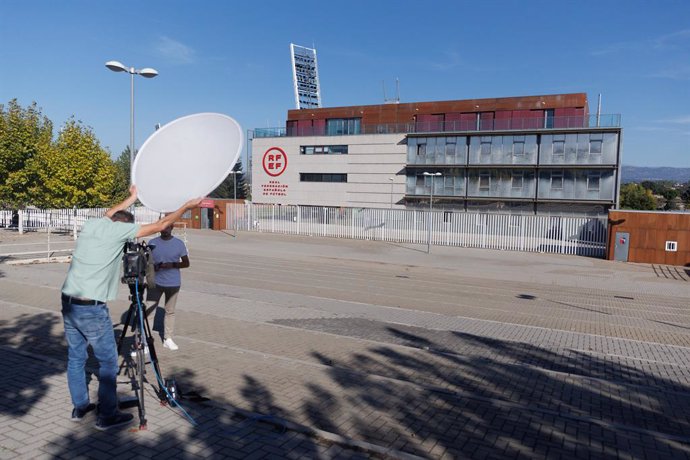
62, 217, 140, 302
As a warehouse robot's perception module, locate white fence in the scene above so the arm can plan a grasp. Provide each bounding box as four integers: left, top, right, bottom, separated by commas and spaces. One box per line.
226, 203, 608, 258
0, 207, 164, 261
0, 207, 162, 236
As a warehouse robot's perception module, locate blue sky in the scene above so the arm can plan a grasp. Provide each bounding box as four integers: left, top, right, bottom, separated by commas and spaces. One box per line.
1, 1, 689, 168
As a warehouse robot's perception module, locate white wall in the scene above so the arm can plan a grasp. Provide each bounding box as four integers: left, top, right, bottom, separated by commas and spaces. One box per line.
251, 134, 407, 208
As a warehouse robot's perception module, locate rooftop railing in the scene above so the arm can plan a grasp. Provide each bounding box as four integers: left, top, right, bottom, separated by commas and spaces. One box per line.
254, 114, 621, 138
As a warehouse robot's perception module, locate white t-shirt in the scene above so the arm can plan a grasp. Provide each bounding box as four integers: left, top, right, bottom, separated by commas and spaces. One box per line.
149, 236, 188, 287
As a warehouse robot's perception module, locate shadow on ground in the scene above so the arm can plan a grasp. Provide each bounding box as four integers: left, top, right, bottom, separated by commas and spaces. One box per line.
0, 314, 341, 459
270, 317, 690, 459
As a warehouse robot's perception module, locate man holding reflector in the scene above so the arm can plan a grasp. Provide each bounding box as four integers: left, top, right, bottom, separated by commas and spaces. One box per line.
61, 185, 201, 431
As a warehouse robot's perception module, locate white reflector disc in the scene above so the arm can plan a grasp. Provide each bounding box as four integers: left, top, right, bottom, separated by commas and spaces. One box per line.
132, 113, 243, 212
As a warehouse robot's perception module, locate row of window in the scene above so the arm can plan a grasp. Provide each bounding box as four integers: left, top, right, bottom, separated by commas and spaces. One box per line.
300, 145, 348, 155
470, 171, 600, 191
408, 132, 617, 165
300, 173, 348, 182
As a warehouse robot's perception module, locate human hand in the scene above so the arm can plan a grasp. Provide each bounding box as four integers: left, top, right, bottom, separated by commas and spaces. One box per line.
184, 197, 203, 209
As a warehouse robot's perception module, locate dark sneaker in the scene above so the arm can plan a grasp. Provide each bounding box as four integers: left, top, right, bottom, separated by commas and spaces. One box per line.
71, 403, 96, 421
95, 412, 134, 431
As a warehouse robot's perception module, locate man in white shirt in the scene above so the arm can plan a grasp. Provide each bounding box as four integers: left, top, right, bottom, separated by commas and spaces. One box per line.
148, 224, 189, 351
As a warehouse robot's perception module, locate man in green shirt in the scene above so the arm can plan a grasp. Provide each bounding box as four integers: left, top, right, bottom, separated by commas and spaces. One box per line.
61, 185, 201, 431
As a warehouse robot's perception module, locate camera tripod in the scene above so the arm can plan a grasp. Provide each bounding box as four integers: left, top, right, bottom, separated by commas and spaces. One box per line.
116, 283, 168, 430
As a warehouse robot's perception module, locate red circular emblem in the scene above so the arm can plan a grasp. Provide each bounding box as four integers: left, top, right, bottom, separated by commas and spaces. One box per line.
262, 147, 287, 177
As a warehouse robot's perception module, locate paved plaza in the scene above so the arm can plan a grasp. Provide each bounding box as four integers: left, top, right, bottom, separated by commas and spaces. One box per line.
1, 229, 690, 459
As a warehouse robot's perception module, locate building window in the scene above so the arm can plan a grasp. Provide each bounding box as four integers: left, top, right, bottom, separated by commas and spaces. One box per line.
326, 118, 361, 135
479, 173, 491, 191
300, 145, 348, 155
553, 141, 565, 156
182, 210, 191, 219
513, 141, 525, 156
551, 171, 564, 190
300, 173, 347, 182
587, 173, 600, 191
480, 137, 492, 155
590, 140, 602, 154
511, 172, 524, 189
445, 141, 456, 156
545, 109, 554, 128
417, 143, 426, 156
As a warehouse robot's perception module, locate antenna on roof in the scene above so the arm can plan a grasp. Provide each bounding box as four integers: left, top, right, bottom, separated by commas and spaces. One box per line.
383, 78, 400, 104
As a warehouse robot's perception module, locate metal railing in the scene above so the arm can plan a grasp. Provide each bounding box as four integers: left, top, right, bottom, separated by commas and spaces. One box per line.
0, 207, 164, 261
254, 114, 621, 138
226, 203, 608, 258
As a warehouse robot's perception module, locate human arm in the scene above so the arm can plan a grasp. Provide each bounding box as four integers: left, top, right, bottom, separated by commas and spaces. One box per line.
155, 255, 190, 270
105, 185, 138, 219
136, 198, 203, 238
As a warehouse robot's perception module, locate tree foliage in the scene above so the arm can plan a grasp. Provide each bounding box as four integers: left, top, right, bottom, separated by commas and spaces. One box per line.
209, 159, 247, 199
112, 146, 131, 203
27, 119, 116, 208
619, 183, 657, 210
0, 99, 53, 207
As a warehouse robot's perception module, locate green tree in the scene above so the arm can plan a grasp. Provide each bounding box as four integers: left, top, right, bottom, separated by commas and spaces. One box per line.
27, 119, 117, 208
0, 99, 53, 207
209, 160, 247, 199
620, 183, 657, 210
111, 146, 131, 203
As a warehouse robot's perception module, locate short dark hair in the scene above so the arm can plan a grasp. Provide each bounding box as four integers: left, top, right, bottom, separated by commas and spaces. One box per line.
111, 210, 134, 223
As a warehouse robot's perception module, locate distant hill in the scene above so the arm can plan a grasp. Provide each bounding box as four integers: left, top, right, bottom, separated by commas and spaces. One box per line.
621, 166, 690, 184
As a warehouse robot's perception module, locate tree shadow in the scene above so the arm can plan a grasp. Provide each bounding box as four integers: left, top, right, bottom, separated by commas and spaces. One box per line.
280, 318, 690, 459
1, 313, 337, 459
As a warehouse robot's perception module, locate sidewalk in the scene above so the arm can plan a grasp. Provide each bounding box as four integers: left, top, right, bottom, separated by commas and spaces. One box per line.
1, 230, 690, 459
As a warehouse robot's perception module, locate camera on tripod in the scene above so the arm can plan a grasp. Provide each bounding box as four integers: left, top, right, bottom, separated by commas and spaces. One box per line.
121, 241, 156, 288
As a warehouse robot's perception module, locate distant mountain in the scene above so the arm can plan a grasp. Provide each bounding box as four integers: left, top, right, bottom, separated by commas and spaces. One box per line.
621, 165, 690, 184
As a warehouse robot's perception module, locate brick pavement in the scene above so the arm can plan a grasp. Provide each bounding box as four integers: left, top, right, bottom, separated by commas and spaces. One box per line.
1, 230, 690, 459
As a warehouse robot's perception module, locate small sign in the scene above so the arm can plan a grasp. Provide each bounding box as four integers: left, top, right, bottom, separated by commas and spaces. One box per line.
200, 199, 215, 208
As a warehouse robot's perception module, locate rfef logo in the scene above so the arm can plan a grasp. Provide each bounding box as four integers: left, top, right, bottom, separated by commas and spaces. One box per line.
262, 147, 287, 177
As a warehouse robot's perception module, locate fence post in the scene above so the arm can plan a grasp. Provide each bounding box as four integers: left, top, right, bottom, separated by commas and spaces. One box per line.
73, 206, 77, 240
18, 209, 24, 234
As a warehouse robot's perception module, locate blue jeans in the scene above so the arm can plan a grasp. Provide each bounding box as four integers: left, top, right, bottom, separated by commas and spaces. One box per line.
61, 298, 119, 417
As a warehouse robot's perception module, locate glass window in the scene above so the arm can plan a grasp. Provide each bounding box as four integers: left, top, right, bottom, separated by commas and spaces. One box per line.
545, 109, 554, 128
445, 141, 456, 156
513, 142, 525, 156
551, 171, 564, 190
326, 118, 361, 135
480, 140, 491, 155
300, 173, 347, 182
479, 173, 491, 190
417, 143, 426, 156
587, 173, 600, 191
590, 140, 602, 154
300, 145, 348, 155
553, 141, 565, 156
511, 172, 523, 189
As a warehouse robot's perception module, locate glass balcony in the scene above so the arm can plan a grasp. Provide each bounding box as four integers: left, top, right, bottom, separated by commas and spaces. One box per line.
254, 114, 621, 138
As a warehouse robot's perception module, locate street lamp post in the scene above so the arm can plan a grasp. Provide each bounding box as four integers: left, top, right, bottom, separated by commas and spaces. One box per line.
423, 172, 442, 253
388, 177, 394, 209
105, 61, 158, 183
229, 170, 238, 233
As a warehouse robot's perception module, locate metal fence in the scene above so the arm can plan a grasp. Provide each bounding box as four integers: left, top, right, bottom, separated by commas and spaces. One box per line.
0, 207, 164, 261
0, 207, 162, 235
226, 203, 608, 258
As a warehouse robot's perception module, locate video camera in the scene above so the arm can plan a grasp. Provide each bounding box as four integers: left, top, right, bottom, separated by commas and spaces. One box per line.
121, 241, 156, 288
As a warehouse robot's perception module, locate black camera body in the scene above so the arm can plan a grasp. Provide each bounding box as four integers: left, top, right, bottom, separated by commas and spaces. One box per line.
122, 241, 156, 287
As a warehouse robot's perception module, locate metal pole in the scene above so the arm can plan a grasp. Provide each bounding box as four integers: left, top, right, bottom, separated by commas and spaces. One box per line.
427, 183, 433, 253
233, 172, 237, 232
130, 70, 135, 183
389, 177, 394, 209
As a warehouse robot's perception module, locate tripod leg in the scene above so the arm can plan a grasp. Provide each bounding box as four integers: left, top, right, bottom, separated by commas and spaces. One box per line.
116, 302, 136, 355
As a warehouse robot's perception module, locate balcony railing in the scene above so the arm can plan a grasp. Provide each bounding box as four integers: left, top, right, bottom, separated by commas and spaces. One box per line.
254, 114, 621, 138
